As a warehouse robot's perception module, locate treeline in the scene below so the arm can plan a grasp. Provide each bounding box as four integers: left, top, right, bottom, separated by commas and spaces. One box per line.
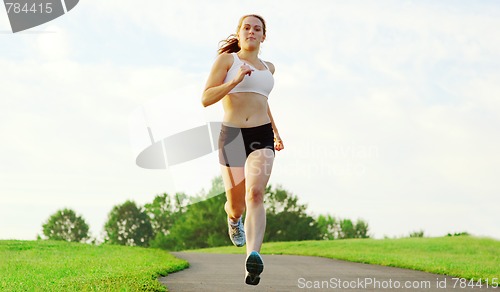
40, 177, 370, 249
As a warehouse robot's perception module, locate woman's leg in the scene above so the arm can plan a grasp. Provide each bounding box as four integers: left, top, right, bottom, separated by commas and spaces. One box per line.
244, 148, 274, 255
220, 165, 246, 221
221, 165, 247, 247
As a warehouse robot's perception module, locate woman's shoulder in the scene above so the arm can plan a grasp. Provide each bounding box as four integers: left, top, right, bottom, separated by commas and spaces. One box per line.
216, 52, 235, 66
218, 52, 236, 62
264, 61, 275, 74
213, 52, 235, 71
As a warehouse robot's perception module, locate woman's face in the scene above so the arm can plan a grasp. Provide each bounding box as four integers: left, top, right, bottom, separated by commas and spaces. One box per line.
238, 16, 265, 50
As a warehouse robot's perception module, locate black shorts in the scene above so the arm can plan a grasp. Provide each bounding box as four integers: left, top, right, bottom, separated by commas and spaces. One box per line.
218, 123, 275, 167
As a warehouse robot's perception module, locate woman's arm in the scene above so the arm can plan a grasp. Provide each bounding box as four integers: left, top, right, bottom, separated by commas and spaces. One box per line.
267, 103, 284, 151
265, 61, 283, 151
202, 53, 253, 107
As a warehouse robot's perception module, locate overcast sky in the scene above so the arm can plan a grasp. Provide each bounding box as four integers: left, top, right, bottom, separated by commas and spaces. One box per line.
1, 0, 499, 241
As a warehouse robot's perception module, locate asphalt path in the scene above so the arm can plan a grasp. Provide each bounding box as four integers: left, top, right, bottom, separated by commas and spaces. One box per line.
159, 252, 496, 291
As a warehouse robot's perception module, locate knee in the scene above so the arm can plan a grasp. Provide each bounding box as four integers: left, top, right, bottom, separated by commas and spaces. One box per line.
246, 186, 265, 205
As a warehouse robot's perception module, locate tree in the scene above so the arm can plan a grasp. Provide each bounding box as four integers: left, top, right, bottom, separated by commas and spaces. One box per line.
145, 192, 188, 249
163, 193, 228, 250
149, 176, 371, 250
316, 214, 339, 240
354, 219, 369, 238
264, 185, 321, 242
144, 192, 188, 236
161, 180, 324, 250
317, 215, 370, 240
42, 208, 89, 242
338, 219, 355, 239
409, 230, 424, 237
446, 231, 469, 237
104, 200, 153, 247
154, 177, 228, 250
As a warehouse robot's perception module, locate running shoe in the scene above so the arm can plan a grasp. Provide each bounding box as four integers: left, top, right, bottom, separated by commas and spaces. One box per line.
245, 251, 264, 285
228, 217, 246, 247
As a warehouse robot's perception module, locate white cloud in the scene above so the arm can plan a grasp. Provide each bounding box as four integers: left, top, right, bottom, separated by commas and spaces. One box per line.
33, 25, 70, 60
1, 0, 499, 240
0, 44, 207, 239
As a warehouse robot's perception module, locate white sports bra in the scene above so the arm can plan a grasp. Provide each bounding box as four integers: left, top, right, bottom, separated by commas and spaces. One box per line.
223, 53, 274, 98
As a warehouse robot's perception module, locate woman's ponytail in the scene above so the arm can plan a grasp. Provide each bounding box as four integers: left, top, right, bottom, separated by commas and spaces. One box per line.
218, 34, 240, 55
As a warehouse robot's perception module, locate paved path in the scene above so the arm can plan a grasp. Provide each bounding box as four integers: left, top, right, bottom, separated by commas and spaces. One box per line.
159, 252, 495, 291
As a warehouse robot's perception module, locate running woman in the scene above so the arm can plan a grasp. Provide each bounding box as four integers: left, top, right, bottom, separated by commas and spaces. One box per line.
201, 14, 284, 285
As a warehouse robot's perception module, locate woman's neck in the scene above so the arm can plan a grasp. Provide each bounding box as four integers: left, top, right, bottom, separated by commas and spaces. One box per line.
237, 49, 259, 62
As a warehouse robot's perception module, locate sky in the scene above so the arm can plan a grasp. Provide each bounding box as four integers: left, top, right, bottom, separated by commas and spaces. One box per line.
1, 0, 499, 241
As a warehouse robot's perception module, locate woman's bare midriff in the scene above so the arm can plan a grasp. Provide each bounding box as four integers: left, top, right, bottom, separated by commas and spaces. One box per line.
221, 92, 270, 128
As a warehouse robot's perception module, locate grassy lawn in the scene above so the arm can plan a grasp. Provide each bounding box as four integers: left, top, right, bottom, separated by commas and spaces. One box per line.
0, 240, 188, 291
191, 236, 500, 284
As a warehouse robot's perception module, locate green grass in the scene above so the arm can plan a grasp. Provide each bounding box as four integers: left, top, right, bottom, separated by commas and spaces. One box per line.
0, 240, 188, 291
191, 236, 500, 284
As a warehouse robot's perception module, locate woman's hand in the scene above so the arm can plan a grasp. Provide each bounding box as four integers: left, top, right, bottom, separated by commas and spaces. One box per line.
233, 63, 254, 84
274, 137, 284, 151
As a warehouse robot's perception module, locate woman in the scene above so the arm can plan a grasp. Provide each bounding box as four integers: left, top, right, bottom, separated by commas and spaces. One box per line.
201, 14, 284, 285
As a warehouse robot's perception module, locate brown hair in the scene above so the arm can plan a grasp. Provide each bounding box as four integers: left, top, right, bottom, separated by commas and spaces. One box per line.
218, 14, 267, 55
